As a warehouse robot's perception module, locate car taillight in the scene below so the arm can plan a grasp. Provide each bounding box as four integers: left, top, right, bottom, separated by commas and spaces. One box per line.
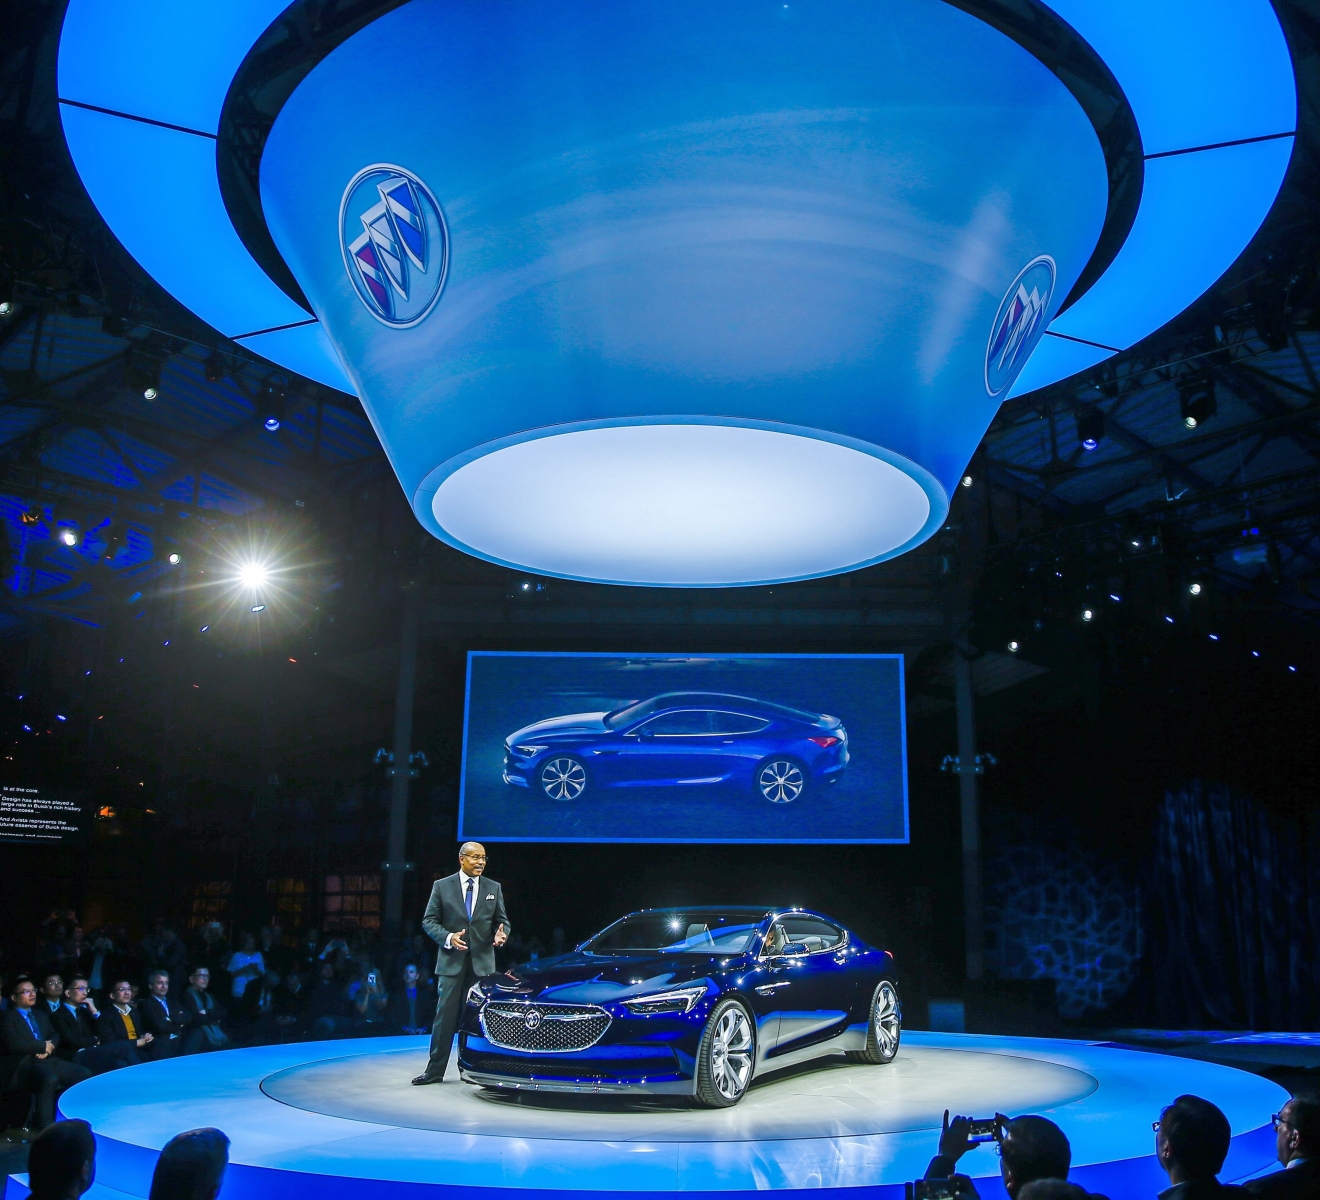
807, 736, 839, 748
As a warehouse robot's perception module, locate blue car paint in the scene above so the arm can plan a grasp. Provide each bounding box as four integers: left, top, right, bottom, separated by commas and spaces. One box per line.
457, 907, 896, 1097
503, 692, 849, 800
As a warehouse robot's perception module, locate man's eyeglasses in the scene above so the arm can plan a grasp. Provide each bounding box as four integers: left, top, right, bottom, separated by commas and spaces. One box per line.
462, 854, 488, 862
1272, 1114, 1293, 1130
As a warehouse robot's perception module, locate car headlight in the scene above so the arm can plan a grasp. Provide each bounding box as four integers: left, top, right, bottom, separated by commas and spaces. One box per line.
621, 984, 709, 1015
466, 981, 488, 1007
513, 744, 548, 756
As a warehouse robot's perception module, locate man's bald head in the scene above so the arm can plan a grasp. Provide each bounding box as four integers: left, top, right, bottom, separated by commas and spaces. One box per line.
459, 842, 488, 876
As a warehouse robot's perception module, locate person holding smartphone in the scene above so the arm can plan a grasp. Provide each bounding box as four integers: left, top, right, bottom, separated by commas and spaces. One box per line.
352, 966, 389, 1033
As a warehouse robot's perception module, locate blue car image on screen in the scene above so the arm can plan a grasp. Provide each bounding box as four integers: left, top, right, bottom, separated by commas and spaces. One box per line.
502, 692, 848, 804
459, 907, 900, 1107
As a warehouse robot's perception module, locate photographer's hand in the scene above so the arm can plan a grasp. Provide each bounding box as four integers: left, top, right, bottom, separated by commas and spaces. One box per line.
938, 1112, 974, 1164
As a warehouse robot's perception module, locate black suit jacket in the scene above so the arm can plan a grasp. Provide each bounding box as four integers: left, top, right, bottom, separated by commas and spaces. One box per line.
387, 985, 437, 1032
50, 1004, 100, 1060
139, 994, 190, 1042
181, 987, 226, 1028
0, 1007, 58, 1087
422, 872, 511, 978
98, 1006, 143, 1044
1244, 1160, 1320, 1199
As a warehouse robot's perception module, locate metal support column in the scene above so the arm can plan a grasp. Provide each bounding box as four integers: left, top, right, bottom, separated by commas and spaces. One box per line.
384, 578, 420, 931
953, 642, 983, 981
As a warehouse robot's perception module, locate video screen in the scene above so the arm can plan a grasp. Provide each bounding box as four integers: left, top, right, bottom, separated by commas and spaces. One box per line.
459, 653, 907, 843
0, 784, 85, 844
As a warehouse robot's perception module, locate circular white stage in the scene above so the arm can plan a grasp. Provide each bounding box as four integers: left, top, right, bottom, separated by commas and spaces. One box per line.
51, 1032, 1285, 1200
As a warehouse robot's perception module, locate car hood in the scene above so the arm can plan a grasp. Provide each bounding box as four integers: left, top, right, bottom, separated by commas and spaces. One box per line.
485, 950, 744, 1005
506, 711, 610, 745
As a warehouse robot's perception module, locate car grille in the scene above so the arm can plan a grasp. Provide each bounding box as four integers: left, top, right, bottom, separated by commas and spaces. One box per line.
481, 1002, 611, 1052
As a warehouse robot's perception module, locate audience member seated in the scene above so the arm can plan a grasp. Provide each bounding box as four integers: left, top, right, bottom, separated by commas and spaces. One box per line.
308, 961, 352, 1038
227, 932, 265, 1025
51, 976, 139, 1074
189, 922, 232, 999
140, 924, 188, 995
1155, 1094, 1249, 1198
39, 974, 66, 1023
272, 970, 308, 1036
79, 930, 121, 1000
0, 976, 91, 1129
27, 1116, 96, 1200
148, 1127, 230, 1200
296, 927, 322, 975
98, 978, 156, 1058
388, 964, 436, 1034
139, 970, 190, 1059
260, 925, 294, 977
349, 966, 389, 1034
1245, 1099, 1320, 1198
926, 1111, 1074, 1199
180, 967, 230, 1054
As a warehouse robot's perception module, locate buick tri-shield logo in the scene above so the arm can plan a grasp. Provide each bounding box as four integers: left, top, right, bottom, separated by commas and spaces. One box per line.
339, 164, 448, 327
985, 255, 1055, 396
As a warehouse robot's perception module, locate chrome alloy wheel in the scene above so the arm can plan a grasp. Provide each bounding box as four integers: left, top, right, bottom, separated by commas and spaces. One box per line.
709, 1004, 754, 1100
873, 980, 900, 1059
540, 757, 586, 801
758, 759, 805, 803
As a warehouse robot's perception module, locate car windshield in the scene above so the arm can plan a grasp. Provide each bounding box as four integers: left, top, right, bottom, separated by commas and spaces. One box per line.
585, 911, 765, 955
604, 698, 660, 729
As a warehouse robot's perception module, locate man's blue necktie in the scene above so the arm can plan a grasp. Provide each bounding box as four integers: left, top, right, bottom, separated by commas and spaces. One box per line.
465, 878, 474, 918
21, 1009, 39, 1039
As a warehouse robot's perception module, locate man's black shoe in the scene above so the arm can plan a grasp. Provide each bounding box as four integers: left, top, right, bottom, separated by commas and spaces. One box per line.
411, 1073, 444, 1085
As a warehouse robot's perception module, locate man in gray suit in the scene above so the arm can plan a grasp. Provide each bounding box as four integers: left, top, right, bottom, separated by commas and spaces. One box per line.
413, 841, 511, 1084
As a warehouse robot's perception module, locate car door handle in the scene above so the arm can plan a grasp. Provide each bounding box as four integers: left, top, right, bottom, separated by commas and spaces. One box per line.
755, 982, 791, 995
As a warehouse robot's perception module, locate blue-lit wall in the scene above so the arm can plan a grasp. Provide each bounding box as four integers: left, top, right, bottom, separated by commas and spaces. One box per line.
260, 0, 1108, 581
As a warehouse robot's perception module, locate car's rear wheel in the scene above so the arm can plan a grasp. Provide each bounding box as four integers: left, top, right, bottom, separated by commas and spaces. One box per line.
539, 755, 587, 801
756, 757, 807, 804
847, 978, 901, 1064
694, 998, 755, 1107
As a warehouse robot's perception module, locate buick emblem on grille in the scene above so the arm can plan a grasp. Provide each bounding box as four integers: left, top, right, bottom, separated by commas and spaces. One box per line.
523, 1009, 543, 1031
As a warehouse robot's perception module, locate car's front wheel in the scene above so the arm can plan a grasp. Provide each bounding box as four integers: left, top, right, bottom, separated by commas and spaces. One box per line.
694, 998, 755, 1107
847, 978, 901, 1064
539, 755, 587, 801
756, 757, 807, 804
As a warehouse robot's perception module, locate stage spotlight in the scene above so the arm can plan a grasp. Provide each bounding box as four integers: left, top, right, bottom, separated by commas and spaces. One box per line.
1289, 665, 1297, 672
1165, 615, 1175, 624
1082, 608, 1094, 622
238, 561, 270, 589
199, 625, 210, 633
1077, 405, 1105, 451
0, 301, 12, 316
1178, 376, 1217, 429
1209, 633, 1219, 641
1252, 650, 1260, 658
1188, 582, 1202, 595
1110, 593, 1121, 602
204, 353, 226, 383
961, 474, 973, 488
143, 386, 158, 401
59, 529, 77, 546
1007, 640, 1020, 653
168, 552, 181, 564
56, 714, 66, 722
250, 603, 266, 613
260, 379, 288, 433
264, 416, 281, 432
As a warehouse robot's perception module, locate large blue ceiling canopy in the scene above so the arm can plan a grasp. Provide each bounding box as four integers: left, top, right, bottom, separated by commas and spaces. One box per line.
258, 0, 1112, 587
57, 0, 1297, 587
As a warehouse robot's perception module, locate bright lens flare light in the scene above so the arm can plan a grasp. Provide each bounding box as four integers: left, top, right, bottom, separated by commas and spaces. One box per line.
238, 562, 270, 589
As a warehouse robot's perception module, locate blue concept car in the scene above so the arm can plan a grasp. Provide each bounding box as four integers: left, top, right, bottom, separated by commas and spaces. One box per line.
458, 907, 899, 1107
502, 692, 849, 804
